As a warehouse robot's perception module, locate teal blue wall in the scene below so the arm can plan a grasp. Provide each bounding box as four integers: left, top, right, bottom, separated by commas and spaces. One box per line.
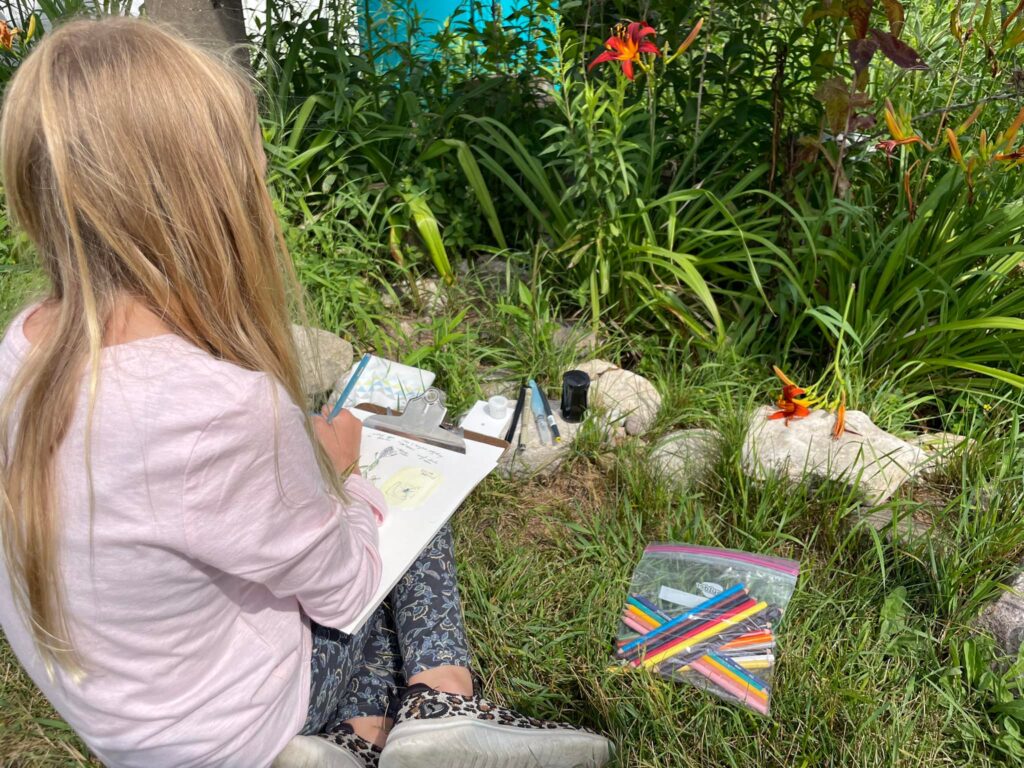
364, 0, 554, 59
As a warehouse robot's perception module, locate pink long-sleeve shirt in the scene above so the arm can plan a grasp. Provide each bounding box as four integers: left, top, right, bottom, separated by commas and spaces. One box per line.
0, 306, 385, 767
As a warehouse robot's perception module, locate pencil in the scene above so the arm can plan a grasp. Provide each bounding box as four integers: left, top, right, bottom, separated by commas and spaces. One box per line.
690, 657, 770, 714
328, 353, 370, 422
618, 589, 751, 659
638, 601, 769, 669
630, 594, 671, 622
626, 597, 666, 626
618, 584, 747, 655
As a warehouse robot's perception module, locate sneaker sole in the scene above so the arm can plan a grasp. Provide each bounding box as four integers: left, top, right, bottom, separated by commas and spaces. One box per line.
271, 735, 367, 768
379, 719, 613, 768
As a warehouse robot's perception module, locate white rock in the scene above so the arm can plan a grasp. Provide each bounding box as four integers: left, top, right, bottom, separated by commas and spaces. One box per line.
651, 429, 720, 488
742, 406, 928, 505
291, 324, 354, 395
413, 278, 446, 314
498, 400, 581, 479
573, 359, 661, 437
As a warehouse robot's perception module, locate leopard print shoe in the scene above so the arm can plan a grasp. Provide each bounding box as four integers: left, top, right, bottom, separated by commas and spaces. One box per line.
272, 723, 382, 768
378, 684, 612, 768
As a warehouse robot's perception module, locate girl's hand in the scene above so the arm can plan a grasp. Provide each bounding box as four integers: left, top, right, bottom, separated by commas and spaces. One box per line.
313, 407, 362, 476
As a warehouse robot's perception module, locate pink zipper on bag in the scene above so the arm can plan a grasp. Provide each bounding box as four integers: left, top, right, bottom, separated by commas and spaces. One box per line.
644, 544, 800, 577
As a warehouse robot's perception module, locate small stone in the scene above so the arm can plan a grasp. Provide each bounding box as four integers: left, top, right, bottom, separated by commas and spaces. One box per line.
291, 325, 354, 395
553, 323, 598, 355
651, 429, 720, 488
591, 369, 661, 437
742, 406, 929, 505
571, 360, 661, 436
975, 571, 1024, 656
413, 278, 446, 314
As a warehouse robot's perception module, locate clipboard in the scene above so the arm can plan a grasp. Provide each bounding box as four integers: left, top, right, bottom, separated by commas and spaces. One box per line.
339, 393, 507, 634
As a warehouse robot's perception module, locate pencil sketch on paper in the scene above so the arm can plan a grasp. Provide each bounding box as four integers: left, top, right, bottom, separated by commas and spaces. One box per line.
379, 466, 444, 510
360, 430, 448, 487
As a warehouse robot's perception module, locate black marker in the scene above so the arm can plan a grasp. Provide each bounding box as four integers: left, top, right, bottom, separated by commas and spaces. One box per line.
504, 385, 527, 443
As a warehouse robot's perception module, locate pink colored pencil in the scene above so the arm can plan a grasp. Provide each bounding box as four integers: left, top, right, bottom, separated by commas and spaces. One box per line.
690, 656, 770, 715
621, 614, 651, 634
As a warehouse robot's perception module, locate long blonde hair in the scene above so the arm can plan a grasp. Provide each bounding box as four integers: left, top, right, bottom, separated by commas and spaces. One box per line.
0, 17, 329, 673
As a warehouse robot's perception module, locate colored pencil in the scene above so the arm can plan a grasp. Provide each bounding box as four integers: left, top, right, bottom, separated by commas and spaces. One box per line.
677, 652, 774, 675
690, 657, 770, 715
328, 353, 370, 422
624, 605, 660, 630
632, 598, 757, 666
630, 593, 671, 622
638, 601, 769, 669
720, 630, 773, 650
706, 651, 769, 693
619, 584, 747, 654
626, 597, 666, 626
618, 591, 752, 660
621, 614, 651, 634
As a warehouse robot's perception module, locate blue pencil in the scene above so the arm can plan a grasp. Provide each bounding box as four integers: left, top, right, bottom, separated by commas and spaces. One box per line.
619, 584, 746, 655
328, 353, 370, 422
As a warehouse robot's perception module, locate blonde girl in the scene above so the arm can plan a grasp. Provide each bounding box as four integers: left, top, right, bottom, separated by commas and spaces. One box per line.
0, 17, 610, 768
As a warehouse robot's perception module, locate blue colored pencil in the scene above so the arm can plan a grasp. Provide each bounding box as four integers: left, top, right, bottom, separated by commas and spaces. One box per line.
619, 584, 746, 655
328, 353, 370, 423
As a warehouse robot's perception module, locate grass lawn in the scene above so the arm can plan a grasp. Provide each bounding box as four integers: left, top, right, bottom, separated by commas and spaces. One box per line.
1, 274, 1024, 767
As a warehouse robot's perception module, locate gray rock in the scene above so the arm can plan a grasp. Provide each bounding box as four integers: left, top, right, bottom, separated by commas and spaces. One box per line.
291, 325, 354, 395
553, 323, 598, 356
651, 429, 720, 488
975, 572, 1024, 656
742, 405, 929, 505
574, 359, 661, 437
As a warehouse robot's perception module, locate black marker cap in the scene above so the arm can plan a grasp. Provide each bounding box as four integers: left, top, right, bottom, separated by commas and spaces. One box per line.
560, 370, 590, 423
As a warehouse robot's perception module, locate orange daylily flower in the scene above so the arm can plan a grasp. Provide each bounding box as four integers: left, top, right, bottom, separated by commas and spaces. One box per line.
768, 367, 812, 424
588, 21, 660, 81
832, 394, 847, 440
0, 20, 16, 51
875, 136, 921, 158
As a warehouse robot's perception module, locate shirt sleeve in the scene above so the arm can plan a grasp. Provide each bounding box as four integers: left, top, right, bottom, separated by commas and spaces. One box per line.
181, 374, 382, 630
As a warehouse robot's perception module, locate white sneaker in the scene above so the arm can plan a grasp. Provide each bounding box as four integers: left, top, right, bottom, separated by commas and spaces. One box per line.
379, 684, 613, 768
273, 724, 383, 768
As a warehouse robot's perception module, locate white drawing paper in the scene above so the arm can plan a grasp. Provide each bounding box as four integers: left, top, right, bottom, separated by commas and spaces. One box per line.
340, 408, 505, 634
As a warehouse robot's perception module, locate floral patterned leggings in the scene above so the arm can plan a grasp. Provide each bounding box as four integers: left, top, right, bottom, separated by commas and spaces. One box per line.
300, 524, 472, 734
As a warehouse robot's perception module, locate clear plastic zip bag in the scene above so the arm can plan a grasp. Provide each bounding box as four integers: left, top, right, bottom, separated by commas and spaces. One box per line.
614, 544, 800, 715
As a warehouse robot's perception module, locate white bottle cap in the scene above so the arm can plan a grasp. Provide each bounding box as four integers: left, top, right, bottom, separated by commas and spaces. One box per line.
486, 395, 509, 419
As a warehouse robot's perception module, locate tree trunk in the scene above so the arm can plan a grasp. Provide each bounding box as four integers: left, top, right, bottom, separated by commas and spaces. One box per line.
145, 0, 249, 70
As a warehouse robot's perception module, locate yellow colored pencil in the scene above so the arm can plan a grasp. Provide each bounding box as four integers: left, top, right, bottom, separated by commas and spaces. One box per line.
639, 601, 768, 669
625, 605, 660, 629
